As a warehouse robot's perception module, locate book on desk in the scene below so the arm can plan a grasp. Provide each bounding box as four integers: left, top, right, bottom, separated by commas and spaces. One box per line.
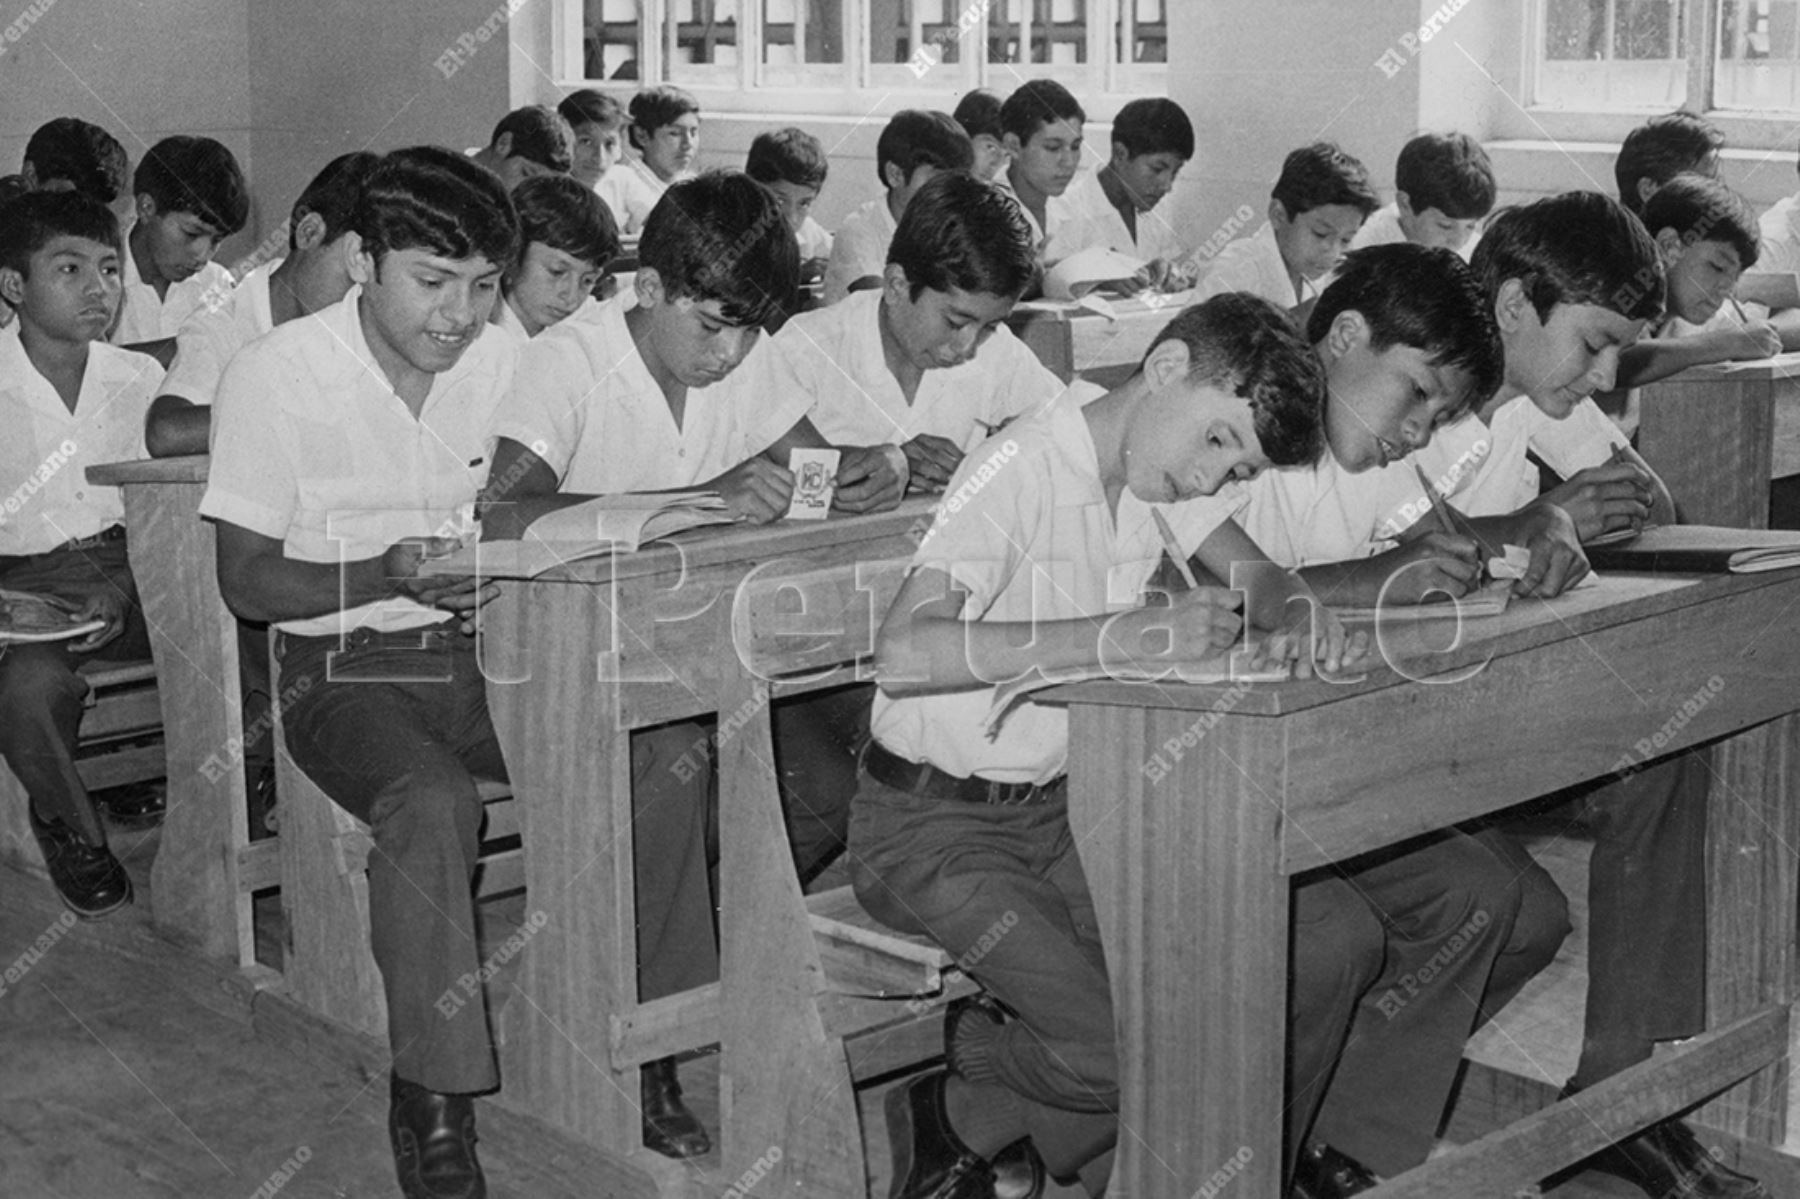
420, 491, 734, 578
1582, 524, 1800, 573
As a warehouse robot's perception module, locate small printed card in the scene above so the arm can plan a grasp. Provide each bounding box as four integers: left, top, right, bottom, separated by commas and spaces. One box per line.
786, 447, 840, 520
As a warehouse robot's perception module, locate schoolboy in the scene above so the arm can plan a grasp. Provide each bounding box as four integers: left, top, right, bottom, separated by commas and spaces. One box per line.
822, 108, 973, 304
1231, 245, 1573, 1191
147, 150, 381, 456
480, 171, 803, 1160
851, 294, 1374, 1198
21, 117, 131, 221
0, 191, 161, 920
490, 173, 619, 342
1348, 131, 1494, 260
1382, 193, 1766, 1199
745, 126, 834, 281
468, 104, 574, 191
953, 87, 1008, 182
1197, 141, 1378, 310
1615, 109, 1723, 218
558, 88, 626, 192
200, 146, 522, 1199
112, 135, 249, 348
597, 84, 700, 236
1044, 96, 1195, 289
995, 78, 1084, 254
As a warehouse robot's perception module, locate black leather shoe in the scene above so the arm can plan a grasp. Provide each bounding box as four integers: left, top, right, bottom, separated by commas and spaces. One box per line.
28, 804, 131, 919
991, 1136, 1047, 1199
94, 780, 165, 829
1289, 1140, 1378, 1199
885, 1068, 993, 1199
388, 1074, 485, 1199
642, 1056, 711, 1159
1583, 1117, 1769, 1198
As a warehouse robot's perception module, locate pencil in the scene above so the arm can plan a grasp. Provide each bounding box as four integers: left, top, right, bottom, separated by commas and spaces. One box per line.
1152, 509, 1201, 591
1412, 464, 1457, 538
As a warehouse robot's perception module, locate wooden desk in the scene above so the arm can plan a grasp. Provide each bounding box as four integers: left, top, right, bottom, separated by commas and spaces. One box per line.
475, 498, 937, 1184
87, 456, 266, 968
1637, 354, 1800, 527
1049, 573, 1800, 1198
1008, 294, 1189, 386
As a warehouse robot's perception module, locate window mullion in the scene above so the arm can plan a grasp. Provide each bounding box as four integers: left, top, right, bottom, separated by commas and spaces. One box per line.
1688, 0, 1716, 111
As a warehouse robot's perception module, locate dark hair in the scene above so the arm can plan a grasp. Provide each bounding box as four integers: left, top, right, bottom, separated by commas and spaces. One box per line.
1271, 141, 1379, 220
1472, 191, 1664, 323
639, 170, 798, 327
559, 88, 625, 131
952, 89, 1004, 141
1395, 132, 1495, 221
1307, 244, 1504, 419
510, 173, 620, 273
875, 109, 974, 187
289, 151, 381, 252
0, 189, 122, 277
489, 105, 574, 173
24, 118, 129, 205
888, 172, 1035, 302
998, 78, 1085, 143
1111, 98, 1194, 162
1640, 171, 1759, 271
134, 135, 250, 234
628, 85, 700, 151
1145, 294, 1326, 468
746, 127, 828, 191
0, 175, 30, 207
1615, 111, 1723, 216
351, 146, 520, 272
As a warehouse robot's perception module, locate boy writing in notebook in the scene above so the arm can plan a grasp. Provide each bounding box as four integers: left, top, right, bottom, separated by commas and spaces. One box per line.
1383, 192, 1767, 1199
0, 190, 162, 921
201, 147, 520, 1199
1044, 96, 1196, 290
112, 135, 249, 351
1348, 131, 1494, 260
488, 173, 618, 343
480, 171, 804, 1159
1198, 141, 1378, 309
823, 109, 973, 304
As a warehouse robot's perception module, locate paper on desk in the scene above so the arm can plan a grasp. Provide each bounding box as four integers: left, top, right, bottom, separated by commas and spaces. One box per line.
981, 653, 1291, 737
1488, 544, 1531, 580
1043, 247, 1149, 301
1696, 349, 1800, 374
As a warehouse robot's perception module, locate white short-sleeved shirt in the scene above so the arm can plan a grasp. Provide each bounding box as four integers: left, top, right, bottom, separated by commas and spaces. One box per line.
993, 173, 1075, 261
596, 160, 668, 237
112, 250, 234, 345
1237, 451, 1420, 569
158, 260, 277, 406
870, 395, 1245, 783
1043, 167, 1186, 266
1346, 201, 1481, 263
0, 336, 162, 555
199, 288, 519, 637
1758, 193, 1800, 278
1379, 396, 1627, 531
751, 288, 1067, 450
823, 197, 899, 306
796, 215, 833, 262
491, 296, 806, 494
1195, 222, 1318, 309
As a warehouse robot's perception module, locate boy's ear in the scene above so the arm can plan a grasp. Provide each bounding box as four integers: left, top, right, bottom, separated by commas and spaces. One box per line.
1395, 190, 1414, 219
1635, 176, 1658, 209
492, 132, 514, 161
1141, 335, 1192, 389
634, 265, 665, 309
19, 162, 39, 190
0, 266, 24, 308
1002, 132, 1024, 157
1493, 277, 1530, 333
1109, 142, 1132, 169
1267, 196, 1289, 226
342, 231, 374, 285
880, 160, 905, 192
136, 193, 159, 223
291, 210, 328, 252
1654, 226, 1685, 266
881, 262, 911, 304
1323, 309, 1370, 361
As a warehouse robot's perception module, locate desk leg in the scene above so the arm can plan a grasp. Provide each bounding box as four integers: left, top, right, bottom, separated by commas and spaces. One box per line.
488, 583, 642, 1153
1068, 704, 1288, 1199
1696, 714, 1800, 1147
128, 482, 248, 963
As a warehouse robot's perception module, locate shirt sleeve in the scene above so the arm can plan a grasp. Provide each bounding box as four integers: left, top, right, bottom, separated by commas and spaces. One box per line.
198, 348, 300, 539
1193, 244, 1261, 301
983, 327, 1073, 431
1527, 398, 1628, 479
488, 333, 592, 482
823, 215, 884, 306
158, 314, 229, 406
911, 438, 1043, 619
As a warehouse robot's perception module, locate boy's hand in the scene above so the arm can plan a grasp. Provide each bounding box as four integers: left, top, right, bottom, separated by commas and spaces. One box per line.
1514, 504, 1589, 598
1108, 587, 1243, 673
715, 457, 795, 523
384, 537, 497, 635
833, 446, 905, 514
1723, 319, 1782, 361
1375, 532, 1483, 604
901, 434, 963, 493
1540, 462, 1652, 541
1261, 603, 1367, 678
1139, 256, 1197, 293
66, 589, 130, 654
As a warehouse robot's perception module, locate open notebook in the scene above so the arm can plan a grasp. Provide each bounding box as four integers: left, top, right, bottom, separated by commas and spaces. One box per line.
1331, 577, 1515, 622
420, 492, 734, 578
1582, 525, 1800, 574
981, 655, 1291, 737
0, 589, 105, 643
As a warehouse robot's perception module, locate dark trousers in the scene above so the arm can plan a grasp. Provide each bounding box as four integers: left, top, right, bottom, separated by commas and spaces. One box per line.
0, 537, 152, 847
848, 772, 1392, 1183
769, 683, 867, 883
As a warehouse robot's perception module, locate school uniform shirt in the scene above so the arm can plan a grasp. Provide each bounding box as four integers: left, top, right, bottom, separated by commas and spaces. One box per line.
1347, 201, 1481, 263
1237, 451, 1417, 568
1195, 222, 1318, 309
112, 249, 234, 346
595, 161, 667, 237
750, 288, 1067, 450
1757, 193, 1800, 277
491, 295, 808, 495
796, 215, 833, 262
1604, 304, 1766, 441
823, 197, 899, 306
0, 335, 162, 556
200, 287, 519, 637
158, 260, 278, 406
1042, 167, 1186, 266
871, 386, 1246, 784
992, 173, 1075, 263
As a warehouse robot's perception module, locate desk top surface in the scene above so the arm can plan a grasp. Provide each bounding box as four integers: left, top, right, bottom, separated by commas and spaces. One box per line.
88, 455, 209, 486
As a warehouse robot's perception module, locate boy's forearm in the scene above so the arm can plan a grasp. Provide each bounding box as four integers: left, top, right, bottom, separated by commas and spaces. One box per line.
218, 549, 394, 625
145, 396, 211, 458
1297, 556, 1399, 609
1615, 334, 1730, 389
877, 611, 1124, 696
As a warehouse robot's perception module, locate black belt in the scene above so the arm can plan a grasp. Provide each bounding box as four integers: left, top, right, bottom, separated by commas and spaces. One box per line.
863, 739, 1065, 806
61, 525, 125, 552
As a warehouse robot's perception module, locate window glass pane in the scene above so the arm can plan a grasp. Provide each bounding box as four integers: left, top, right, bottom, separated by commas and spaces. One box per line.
1717, 0, 1800, 110
666, 0, 739, 77
1116, 0, 1165, 64
765, 0, 844, 65
988, 0, 1087, 66
1537, 0, 1687, 108
584, 0, 643, 81
870, 0, 965, 69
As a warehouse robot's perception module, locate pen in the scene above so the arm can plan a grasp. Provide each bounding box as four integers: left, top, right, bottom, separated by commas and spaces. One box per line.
1730, 296, 1749, 324
1412, 463, 1457, 538
1152, 509, 1201, 591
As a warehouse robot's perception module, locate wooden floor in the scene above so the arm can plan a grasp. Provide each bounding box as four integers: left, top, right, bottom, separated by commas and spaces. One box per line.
0, 816, 1731, 1198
